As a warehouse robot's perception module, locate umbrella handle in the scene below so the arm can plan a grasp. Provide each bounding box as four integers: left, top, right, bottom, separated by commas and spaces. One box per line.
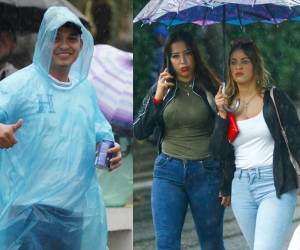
221, 82, 240, 113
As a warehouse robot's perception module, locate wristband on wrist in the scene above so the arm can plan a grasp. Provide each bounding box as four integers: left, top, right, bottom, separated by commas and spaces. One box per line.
152, 97, 162, 104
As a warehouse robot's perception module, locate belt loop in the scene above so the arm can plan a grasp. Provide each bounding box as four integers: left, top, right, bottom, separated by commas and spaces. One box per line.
238, 169, 243, 179
198, 160, 203, 168
256, 167, 260, 178
182, 159, 188, 170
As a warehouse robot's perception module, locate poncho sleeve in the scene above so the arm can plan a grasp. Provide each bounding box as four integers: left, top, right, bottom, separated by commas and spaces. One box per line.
90, 86, 114, 143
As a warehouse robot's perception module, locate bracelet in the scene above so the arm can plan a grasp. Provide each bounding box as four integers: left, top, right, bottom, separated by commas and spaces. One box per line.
152, 97, 162, 104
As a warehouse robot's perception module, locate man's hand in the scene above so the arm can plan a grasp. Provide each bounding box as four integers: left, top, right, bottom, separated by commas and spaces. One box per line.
0, 119, 23, 149
108, 142, 122, 171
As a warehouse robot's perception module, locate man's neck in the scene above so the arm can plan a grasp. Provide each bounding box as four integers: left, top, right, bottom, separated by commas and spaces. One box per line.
49, 69, 69, 82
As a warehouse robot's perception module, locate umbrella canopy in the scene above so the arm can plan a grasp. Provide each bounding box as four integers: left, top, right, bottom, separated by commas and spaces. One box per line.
134, 0, 300, 26
0, 0, 89, 32
88, 44, 133, 136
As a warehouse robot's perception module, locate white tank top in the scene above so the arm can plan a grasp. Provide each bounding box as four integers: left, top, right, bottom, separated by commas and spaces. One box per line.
232, 110, 274, 169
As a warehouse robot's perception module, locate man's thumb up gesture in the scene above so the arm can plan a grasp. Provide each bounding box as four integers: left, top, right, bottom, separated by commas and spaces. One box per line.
0, 119, 23, 148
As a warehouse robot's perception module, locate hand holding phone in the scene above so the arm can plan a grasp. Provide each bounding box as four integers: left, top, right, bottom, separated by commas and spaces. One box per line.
154, 57, 175, 100
215, 85, 228, 119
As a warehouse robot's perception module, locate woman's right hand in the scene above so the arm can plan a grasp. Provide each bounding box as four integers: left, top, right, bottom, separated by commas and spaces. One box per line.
219, 193, 231, 207
215, 86, 228, 119
154, 68, 175, 100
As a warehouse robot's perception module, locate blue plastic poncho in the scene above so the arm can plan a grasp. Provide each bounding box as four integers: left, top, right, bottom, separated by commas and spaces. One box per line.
0, 7, 113, 250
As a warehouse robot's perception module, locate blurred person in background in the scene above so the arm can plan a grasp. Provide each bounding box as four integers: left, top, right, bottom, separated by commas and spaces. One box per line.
0, 22, 17, 80
149, 24, 168, 86
91, 1, 112, 44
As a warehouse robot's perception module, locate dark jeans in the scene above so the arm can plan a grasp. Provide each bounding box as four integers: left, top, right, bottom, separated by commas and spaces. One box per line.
152, 153, 225, 250
3, 204, 82, 250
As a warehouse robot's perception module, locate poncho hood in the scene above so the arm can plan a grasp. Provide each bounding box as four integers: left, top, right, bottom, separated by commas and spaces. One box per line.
33, 6, 94, 88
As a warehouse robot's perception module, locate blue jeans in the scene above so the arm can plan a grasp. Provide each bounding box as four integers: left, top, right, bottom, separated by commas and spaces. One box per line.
151, 153, 225, 250
232, 166, 297, 250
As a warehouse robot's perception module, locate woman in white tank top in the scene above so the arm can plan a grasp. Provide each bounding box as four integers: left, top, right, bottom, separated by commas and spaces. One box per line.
212, 39, 299, 250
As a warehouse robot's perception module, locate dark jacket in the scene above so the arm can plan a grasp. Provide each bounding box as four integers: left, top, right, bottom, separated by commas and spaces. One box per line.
210, 87, 300, 197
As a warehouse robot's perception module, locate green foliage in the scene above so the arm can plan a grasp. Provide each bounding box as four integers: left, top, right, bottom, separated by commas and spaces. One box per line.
133, 23, 153, 115
134, 0, 150, 115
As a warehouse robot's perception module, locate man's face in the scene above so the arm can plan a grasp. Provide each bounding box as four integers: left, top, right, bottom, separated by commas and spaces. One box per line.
50, 26, 82, 73
0, 31, 16, 65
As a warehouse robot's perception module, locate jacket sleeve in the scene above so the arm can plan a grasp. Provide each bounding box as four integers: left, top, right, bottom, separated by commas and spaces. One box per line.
210, 116, 236, 195
210, 116, 230, 160
219, 158, 235, 196
274, 89, 300, 164
133, 85, 163, 140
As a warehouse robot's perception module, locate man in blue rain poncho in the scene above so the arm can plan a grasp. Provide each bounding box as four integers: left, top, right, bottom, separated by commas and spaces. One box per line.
0, 6, 121, 250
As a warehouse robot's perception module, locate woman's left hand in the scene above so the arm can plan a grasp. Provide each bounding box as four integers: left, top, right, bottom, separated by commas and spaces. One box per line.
108, 142, 122, 171
219, 193, 231, 207
215, 86, 228, 119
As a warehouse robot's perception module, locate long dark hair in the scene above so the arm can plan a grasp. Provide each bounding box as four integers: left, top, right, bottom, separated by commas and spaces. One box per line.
226, 38, 270, 100
162, 29, 220, 95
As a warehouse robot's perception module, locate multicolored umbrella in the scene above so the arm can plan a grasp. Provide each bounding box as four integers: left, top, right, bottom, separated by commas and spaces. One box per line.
134, 0, 300, 26
88, 44, 133, 136
134, 0, 300, 112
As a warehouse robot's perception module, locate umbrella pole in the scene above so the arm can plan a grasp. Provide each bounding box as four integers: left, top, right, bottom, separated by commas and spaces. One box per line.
222, 4, 240, 113
222, 5, 226, 83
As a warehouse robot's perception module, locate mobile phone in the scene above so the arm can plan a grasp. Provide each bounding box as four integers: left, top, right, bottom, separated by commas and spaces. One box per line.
166, 56, 174, 82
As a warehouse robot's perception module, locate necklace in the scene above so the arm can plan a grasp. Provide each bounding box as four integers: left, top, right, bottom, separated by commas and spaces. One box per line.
178, 77, 195, 96
241, 92, 258, 116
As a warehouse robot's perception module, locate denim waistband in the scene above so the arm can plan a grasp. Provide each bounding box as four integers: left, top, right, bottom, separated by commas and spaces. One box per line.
160, 152, 213, 164
235, 165, 273, 178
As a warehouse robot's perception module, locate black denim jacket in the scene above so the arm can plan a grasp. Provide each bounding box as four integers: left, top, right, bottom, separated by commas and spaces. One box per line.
210, 87, 300, 197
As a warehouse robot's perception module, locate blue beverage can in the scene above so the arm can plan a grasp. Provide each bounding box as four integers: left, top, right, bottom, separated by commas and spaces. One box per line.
95, 140, 114, 169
